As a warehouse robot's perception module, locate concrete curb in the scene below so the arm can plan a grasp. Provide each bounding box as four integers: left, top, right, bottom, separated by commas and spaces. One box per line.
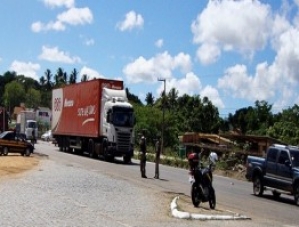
170, 196, 251, 221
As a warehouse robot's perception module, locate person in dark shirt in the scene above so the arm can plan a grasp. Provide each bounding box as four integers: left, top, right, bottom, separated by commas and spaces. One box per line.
154, 136, 161, 179
139, 129, 147, 178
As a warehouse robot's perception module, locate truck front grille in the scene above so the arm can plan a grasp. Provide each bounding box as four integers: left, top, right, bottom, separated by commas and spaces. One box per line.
116, 131, 131, 152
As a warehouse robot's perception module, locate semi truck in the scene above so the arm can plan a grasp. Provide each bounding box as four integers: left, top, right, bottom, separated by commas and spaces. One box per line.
52, 79, 135, 163
16, 111, 38, 140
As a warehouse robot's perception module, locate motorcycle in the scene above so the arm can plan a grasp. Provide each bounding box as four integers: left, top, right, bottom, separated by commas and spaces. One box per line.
188, 151, 218, 209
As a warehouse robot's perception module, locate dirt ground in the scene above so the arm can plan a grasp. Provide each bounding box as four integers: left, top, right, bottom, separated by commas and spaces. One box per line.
0, 154, 40, 180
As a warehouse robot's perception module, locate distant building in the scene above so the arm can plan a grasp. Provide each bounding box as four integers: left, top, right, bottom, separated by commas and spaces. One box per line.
36, 107, 51, 130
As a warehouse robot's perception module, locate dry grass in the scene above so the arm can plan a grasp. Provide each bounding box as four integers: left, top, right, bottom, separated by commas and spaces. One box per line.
0, 154, 40, 179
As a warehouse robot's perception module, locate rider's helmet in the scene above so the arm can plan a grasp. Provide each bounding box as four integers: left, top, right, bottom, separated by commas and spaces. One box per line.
188, 152, 200, 169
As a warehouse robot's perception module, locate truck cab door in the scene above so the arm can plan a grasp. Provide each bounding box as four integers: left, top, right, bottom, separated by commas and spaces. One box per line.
265, 148, 278, 187
276, 150, 292, 191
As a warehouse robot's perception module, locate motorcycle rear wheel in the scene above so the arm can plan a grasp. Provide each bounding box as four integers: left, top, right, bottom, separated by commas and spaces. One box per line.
191, 183, 201, 207
209, 187, 216, 209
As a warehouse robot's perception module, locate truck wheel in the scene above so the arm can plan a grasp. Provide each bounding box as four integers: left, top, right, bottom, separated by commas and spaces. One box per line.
294, 183, 299, 206
3, 147, 8, 156
253, 175, 264, 196
123, 155, 131, 164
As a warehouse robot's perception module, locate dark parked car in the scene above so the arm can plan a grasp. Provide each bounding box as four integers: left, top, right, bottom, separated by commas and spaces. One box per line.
0, 131, 34, 156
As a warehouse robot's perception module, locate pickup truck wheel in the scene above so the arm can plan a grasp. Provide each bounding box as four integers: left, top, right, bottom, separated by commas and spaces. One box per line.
294, 184, 299, 206
3, 147, 8, 156
253, 175, 264, 196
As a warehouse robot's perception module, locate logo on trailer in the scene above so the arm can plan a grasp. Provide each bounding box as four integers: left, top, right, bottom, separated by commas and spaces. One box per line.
54, 98, 61, 111
64, 99, 74, 107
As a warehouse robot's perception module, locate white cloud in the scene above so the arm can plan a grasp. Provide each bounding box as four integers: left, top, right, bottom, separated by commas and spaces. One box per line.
38, 46, 82, 64
31, 7, 93, 32
31, 21, 65, 32
196, 43, 220, 65
117, 11, 144, 31
200, 85, 224, 109
160, 72, 202, 96
191, 0, 271, 65
57, 7, 93, 25
43, 0, 74, 8
155, 39, 164, 48
79, 66, 104, 81
123, 51, 192, 83
84, 38, 95, 46
9, 61, 40, 80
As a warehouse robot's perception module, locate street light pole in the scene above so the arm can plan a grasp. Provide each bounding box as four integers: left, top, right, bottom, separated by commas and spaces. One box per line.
158, 78, 166, 155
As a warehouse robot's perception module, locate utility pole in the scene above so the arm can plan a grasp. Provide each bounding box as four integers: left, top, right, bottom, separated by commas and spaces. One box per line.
158, 78, 166, 155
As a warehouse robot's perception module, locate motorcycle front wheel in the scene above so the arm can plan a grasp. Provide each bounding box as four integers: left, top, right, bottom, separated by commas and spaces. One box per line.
208, 187, 216, 209
191, 183, 201, 207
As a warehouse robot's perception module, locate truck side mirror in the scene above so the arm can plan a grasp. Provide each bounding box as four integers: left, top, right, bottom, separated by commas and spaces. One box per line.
285, 160, 291, 167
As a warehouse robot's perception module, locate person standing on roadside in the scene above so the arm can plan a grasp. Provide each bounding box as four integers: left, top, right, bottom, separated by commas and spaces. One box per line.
139, 129, 147, 178
154, 136, 161, 179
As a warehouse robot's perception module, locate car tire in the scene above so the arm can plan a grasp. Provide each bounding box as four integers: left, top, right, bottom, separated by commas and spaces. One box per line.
24, 147, 31, 157
3, 147, 8, 156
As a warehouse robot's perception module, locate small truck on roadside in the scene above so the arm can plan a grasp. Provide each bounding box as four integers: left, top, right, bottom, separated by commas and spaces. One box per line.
246, 144, 299, 205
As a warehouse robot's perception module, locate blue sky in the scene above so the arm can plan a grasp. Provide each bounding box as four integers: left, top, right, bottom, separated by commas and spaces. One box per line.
1, 0, 299, 117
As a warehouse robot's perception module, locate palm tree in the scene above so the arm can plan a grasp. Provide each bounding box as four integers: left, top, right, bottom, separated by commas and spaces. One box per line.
55, 67, 66, 87
69, 68, 78, 84
145, 92, 154, 106
44, 69, 53, 91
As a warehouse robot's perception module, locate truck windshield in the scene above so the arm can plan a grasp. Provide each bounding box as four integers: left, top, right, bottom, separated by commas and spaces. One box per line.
26, 121, 37, 128
290, 150, 299, 168
112, 107, 134, 127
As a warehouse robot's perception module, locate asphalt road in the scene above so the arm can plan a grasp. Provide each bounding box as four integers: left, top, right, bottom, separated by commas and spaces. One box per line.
6, 141, 297, 227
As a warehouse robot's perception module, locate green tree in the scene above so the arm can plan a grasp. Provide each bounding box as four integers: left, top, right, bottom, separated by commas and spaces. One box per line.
44, 69, 53, 91
69, 68, 78, 84
3, 81, 26, 114
81, 74, 88, 82
54, 67, 66, 87
25, 88, 41, 109
145, 92, 154, 106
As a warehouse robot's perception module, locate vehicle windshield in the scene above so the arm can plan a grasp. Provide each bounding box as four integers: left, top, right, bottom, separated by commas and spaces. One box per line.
26, 121, 37, 128
290, 150, 299, 168
112, 107, 134, 127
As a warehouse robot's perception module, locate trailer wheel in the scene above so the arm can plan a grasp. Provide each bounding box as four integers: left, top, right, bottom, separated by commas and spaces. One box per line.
88, 139, 95, 158
253, 175, 264, 196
